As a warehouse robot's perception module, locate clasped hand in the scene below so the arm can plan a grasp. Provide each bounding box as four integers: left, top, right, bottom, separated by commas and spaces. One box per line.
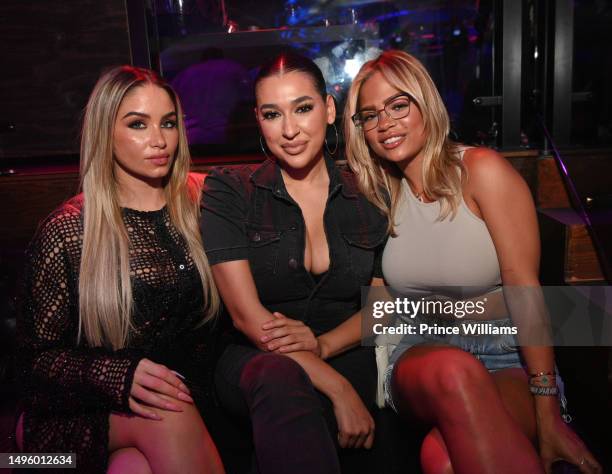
260, 312, 321, 356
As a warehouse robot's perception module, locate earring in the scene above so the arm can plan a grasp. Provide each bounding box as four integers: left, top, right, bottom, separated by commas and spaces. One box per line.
325, 122, 339, 155
259, 135, 272, 160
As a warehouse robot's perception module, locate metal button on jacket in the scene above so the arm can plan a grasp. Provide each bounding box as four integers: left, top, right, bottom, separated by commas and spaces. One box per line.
201, 156, 389, 334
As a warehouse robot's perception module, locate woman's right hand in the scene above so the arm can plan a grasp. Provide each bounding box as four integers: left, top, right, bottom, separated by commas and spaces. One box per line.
537, 407, 602, 474
129, 358, 194, 420
330, 381, 375, 449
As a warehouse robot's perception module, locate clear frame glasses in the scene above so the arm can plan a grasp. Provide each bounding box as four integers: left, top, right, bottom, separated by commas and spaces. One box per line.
352, 94, 412, 131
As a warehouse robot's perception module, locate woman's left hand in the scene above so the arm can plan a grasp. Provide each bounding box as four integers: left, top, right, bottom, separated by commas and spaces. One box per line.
260, 312, 321, 356
538, 413, 601, 473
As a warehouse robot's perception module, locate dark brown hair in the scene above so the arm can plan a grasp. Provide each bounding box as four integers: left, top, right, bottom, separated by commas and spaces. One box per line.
254, 51, 327, 99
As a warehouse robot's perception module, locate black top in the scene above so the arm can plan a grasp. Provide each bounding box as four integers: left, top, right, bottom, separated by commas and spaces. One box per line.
17, 196, 215, 473
201, 156, 388, 335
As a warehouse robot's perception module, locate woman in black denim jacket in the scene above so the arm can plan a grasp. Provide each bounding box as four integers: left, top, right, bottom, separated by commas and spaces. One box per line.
201, 52, 388, 474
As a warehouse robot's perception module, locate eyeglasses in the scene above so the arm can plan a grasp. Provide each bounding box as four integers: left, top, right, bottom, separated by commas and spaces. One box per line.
351, 94, 412, 131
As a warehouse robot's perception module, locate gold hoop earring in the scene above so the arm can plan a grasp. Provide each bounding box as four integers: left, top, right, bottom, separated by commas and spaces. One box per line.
259, 135, 272, 160
325, 122, 339, 155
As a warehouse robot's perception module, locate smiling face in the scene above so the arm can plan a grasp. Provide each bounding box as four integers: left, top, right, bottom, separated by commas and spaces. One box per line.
255, 71, 335, 172
357, 71, 427, 169
112, 83, 179, 187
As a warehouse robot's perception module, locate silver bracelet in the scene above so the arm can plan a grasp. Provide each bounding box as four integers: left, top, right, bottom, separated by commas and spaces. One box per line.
529, 385, 559, 396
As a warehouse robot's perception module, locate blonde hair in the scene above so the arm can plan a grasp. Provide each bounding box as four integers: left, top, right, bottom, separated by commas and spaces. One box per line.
78, 66, 219, 349
344, 50, 464, 233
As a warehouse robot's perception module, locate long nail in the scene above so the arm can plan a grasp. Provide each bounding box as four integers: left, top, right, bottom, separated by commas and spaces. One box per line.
172, 370, 186, 380
179, 383, 191, 394
166, 402, 182, 411
149, 412, 162, 420
178, 392, 194, 403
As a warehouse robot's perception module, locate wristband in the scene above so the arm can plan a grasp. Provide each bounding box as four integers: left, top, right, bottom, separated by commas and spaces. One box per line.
529, 385, 559, 396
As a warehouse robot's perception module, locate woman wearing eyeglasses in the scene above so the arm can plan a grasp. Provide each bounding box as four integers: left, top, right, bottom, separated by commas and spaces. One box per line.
343, 50, 601, 473
201, 52, 388, 473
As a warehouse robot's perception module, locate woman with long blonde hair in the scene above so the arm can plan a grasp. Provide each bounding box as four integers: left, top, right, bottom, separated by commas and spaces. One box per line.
17, 66, 224, 474
344, 50, 600, 473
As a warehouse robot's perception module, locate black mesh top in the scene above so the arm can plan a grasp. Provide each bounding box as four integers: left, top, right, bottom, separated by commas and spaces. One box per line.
17, 195, 215, 473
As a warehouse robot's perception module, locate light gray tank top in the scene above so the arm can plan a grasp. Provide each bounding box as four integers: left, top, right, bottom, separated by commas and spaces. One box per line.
382, 167, 502, 299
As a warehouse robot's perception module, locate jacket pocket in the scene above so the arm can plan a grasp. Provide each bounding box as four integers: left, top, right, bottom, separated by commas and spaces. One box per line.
247, 227, 281, 275
342, 229, 387, 281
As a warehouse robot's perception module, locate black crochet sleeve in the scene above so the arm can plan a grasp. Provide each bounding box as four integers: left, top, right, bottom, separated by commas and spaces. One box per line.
18, 204, 141, 414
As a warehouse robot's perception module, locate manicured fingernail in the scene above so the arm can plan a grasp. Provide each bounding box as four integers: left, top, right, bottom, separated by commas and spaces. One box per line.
166, 402, 182, 411
178, 392, 194, 403
179, 383, 190, 393
171, 370, 186, 380
149, 412, 162, 420
261, 335, 269, 341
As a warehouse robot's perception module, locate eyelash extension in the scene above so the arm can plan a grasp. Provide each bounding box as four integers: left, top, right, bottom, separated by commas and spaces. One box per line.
296, 103, 314, 113
162, 120, 177, 128
127, 119, 178, 129
128, 121, 146, 129
260, 103, 313, 120
262, 111, 280, 120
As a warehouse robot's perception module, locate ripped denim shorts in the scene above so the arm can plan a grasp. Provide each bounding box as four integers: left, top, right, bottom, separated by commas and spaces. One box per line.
382, 317, 568, 416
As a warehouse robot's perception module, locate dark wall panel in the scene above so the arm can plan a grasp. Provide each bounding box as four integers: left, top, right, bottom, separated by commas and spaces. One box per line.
0, 0, 131, 159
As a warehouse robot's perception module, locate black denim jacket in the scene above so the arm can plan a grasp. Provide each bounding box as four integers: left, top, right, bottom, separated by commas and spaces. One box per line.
201, 156, 388, 335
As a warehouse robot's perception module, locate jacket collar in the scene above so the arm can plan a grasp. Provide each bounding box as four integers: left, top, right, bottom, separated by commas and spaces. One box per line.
249, 155, 359, 199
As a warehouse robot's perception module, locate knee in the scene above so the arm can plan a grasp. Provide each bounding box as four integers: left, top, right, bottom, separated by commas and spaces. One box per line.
420, 430, 452, 474
239, 353, 312, 398
107, 448, 152, 474
394, 347, 489, 402
111, 407, 217, 474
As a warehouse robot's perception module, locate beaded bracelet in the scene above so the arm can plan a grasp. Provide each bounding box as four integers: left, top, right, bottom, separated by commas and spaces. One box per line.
529, 371, 556, 387
529, 385, 559, 396
528, 371, 556, 377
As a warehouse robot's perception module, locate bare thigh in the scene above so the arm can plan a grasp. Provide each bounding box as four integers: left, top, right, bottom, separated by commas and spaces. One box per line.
109, 395, 224, 474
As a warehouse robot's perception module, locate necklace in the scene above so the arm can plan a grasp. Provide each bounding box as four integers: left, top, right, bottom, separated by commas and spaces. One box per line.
405, 178, 426, 202
409, 184, 425, 202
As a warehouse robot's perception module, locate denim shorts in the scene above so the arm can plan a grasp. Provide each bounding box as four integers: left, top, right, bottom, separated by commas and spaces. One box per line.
382, 318, 566, 413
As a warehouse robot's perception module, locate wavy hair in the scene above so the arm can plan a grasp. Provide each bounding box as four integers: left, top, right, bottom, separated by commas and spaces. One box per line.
78, 65, 219, 349
343, 50, 463, 233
